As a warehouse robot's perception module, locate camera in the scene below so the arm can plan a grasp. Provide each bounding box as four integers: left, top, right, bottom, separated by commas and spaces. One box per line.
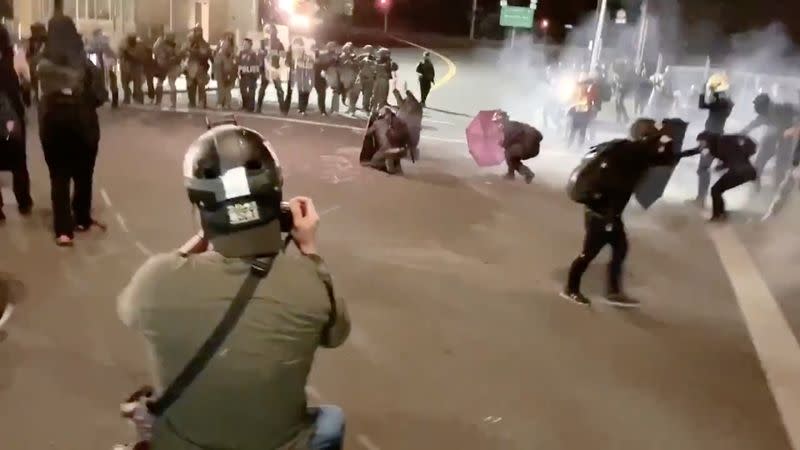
279, 201, 294, 233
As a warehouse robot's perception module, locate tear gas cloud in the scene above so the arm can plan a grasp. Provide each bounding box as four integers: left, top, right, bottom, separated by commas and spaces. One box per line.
488, 1, 800, 133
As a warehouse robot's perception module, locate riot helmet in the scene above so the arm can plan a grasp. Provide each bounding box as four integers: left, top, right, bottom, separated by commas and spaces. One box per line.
184, 123, 287, 257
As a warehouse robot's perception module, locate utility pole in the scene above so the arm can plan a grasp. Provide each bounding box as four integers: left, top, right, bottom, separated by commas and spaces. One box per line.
589, 0, 608, 71
384, 12, 388, 32
634, 0, 649, 71
469, 0, 478, 40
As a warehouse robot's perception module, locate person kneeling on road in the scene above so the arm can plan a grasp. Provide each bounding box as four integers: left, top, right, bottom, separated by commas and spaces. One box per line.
117, 123, 350, 450
493, 110, 542, 184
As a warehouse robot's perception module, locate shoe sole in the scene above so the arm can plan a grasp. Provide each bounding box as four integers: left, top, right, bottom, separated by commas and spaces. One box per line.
559, 292, 591, 306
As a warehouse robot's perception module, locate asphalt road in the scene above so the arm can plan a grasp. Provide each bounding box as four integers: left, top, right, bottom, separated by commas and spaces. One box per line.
0, 44, 798, 450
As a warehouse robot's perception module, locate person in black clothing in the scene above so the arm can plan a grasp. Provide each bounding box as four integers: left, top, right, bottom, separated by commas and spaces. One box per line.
312, 43, 331, 116
685, 132, 757, 221
415, 51, 435, 107
741, 93, 799, 191
561, 119, 683, 307
238, 38, 260, 112
690, 74, 735, 208
0, 25, 33, 221
37, 15, 105, 246
492, 110, 542, 183
633, 67, 651, 117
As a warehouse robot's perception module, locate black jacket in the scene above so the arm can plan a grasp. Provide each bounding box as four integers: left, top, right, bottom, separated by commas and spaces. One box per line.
699, 93, 733, 134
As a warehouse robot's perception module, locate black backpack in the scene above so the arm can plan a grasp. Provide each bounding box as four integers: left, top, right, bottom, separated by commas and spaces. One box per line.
567, 139, 629, 204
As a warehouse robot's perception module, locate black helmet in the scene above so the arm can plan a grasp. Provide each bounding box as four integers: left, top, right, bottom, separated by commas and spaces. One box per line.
183, 124, 284, 241
753, 93, 771, 115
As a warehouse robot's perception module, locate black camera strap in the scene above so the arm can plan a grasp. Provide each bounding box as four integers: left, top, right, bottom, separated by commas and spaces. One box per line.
147, 257, 275, 416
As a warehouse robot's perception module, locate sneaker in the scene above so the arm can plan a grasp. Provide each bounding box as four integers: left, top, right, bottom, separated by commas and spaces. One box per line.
0, 209, 5, 221
603, 293, 640, 308
524, 172, 535, 184
18, 203, 33, 216
56, 235, 74, 247
708, 212, 728, 223
559, 291, 591, 306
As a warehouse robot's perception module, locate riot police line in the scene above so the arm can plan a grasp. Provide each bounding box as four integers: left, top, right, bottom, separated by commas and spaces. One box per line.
18, 21, 405, 116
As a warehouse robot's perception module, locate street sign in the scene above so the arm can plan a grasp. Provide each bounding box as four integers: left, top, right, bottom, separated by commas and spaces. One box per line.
500, 5, 534, 29
615, 9, 627, 24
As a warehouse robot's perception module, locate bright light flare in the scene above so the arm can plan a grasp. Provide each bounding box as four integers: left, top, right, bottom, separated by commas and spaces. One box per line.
541, 19, 549, 29
557, 75, 577, 102
278, 0, 294, 13
289, 13, 311, 29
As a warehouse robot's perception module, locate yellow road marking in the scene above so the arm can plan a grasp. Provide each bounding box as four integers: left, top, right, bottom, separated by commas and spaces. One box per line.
389, 35, 457, 91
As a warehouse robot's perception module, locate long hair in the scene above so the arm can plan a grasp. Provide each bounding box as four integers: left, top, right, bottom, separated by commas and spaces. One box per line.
43, 15, 86, 71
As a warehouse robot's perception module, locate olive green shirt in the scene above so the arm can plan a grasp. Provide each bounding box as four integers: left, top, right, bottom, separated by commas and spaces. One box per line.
118, 250, 350, 450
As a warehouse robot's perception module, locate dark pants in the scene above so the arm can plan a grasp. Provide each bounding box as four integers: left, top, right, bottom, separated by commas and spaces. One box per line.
754, 132, 793, 190
614, 94, 629, 124
298, 91, 311, 113
108, 67, 119, 107
711, 166, 757, 217
240, 75, 258, 112
186, 75, 208, 109
419, 79, 432, 105
566, 211, 628, 295
39, 101, 100, 238
315, 81, 328, 114
121, 67, 144, 104
505, 144, 534, 179
696, 152, 714, 202
0, 133, 33, 212
256, 76, 284, 113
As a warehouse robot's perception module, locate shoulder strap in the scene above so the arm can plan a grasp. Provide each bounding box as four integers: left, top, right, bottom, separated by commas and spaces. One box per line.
147, 258, 275, 416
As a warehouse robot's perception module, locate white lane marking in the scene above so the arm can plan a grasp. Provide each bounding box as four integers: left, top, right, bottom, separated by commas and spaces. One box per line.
708, 224, 800, 450
389, 35, 458, 91
134, 241, 154, 257
100, 188, 113, 207
125, 102, 465, 144
357, 435, 382, 450
114, 212, 130, 233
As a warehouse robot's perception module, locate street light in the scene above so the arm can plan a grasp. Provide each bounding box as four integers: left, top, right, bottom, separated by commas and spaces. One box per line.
376, 0, 391, 32
541, 19, 549, 29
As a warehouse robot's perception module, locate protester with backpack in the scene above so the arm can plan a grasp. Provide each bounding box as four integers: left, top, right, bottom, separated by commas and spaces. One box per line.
37, 14, 107, 246
561, 119, 687, 307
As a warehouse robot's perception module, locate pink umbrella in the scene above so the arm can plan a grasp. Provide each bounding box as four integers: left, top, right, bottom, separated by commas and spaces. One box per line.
466, 110, 506, 167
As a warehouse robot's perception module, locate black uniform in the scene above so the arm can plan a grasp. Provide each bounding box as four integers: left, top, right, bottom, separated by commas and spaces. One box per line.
694, 92, 734, 204
313, 50, 334, 115
37, 17, 104, 241
238, 49, 260, 112
742, 97, 798, 190
564, 135, 680, 305
415, 57, 435, 106
501, 119, 541, 183
256, 38, 285, 113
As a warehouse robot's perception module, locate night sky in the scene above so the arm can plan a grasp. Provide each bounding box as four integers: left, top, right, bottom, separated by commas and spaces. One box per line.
353, 0, 800, 45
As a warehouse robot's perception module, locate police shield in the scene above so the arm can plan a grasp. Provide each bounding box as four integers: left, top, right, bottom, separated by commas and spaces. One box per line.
635, 119, 688, 209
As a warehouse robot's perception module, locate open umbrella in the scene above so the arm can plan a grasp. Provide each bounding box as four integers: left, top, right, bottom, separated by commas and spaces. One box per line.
466, 110, 505, 167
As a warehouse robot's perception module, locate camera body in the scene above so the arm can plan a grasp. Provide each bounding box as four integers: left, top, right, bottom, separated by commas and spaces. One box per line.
279, 202, 294, 233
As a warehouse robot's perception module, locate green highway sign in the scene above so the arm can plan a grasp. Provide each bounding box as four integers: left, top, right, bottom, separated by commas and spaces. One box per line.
500, 5, 535, 29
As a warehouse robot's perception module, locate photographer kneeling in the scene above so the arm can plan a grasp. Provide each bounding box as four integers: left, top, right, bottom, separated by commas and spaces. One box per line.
117, 123, 350, 450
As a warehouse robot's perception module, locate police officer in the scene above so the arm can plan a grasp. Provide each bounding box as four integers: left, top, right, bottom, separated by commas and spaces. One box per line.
87, 28, 119, 108
291, 37, 315, 115
238, 38, 260, 112
213, 38, 237, 109
372, 48, 397, 113
561, 119, 682, 307
256, 27, 286, 113
152, 32, 181, 109
349, 45, 376, 115
117, 123, 350, 449
415, 51, 435, 107
690, 73, 735, 208
312, 43, 332, 116
741, 93, 799, 191
183, 26, 212, 109
338, 42, 358, 113
119, 33, 147, 104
